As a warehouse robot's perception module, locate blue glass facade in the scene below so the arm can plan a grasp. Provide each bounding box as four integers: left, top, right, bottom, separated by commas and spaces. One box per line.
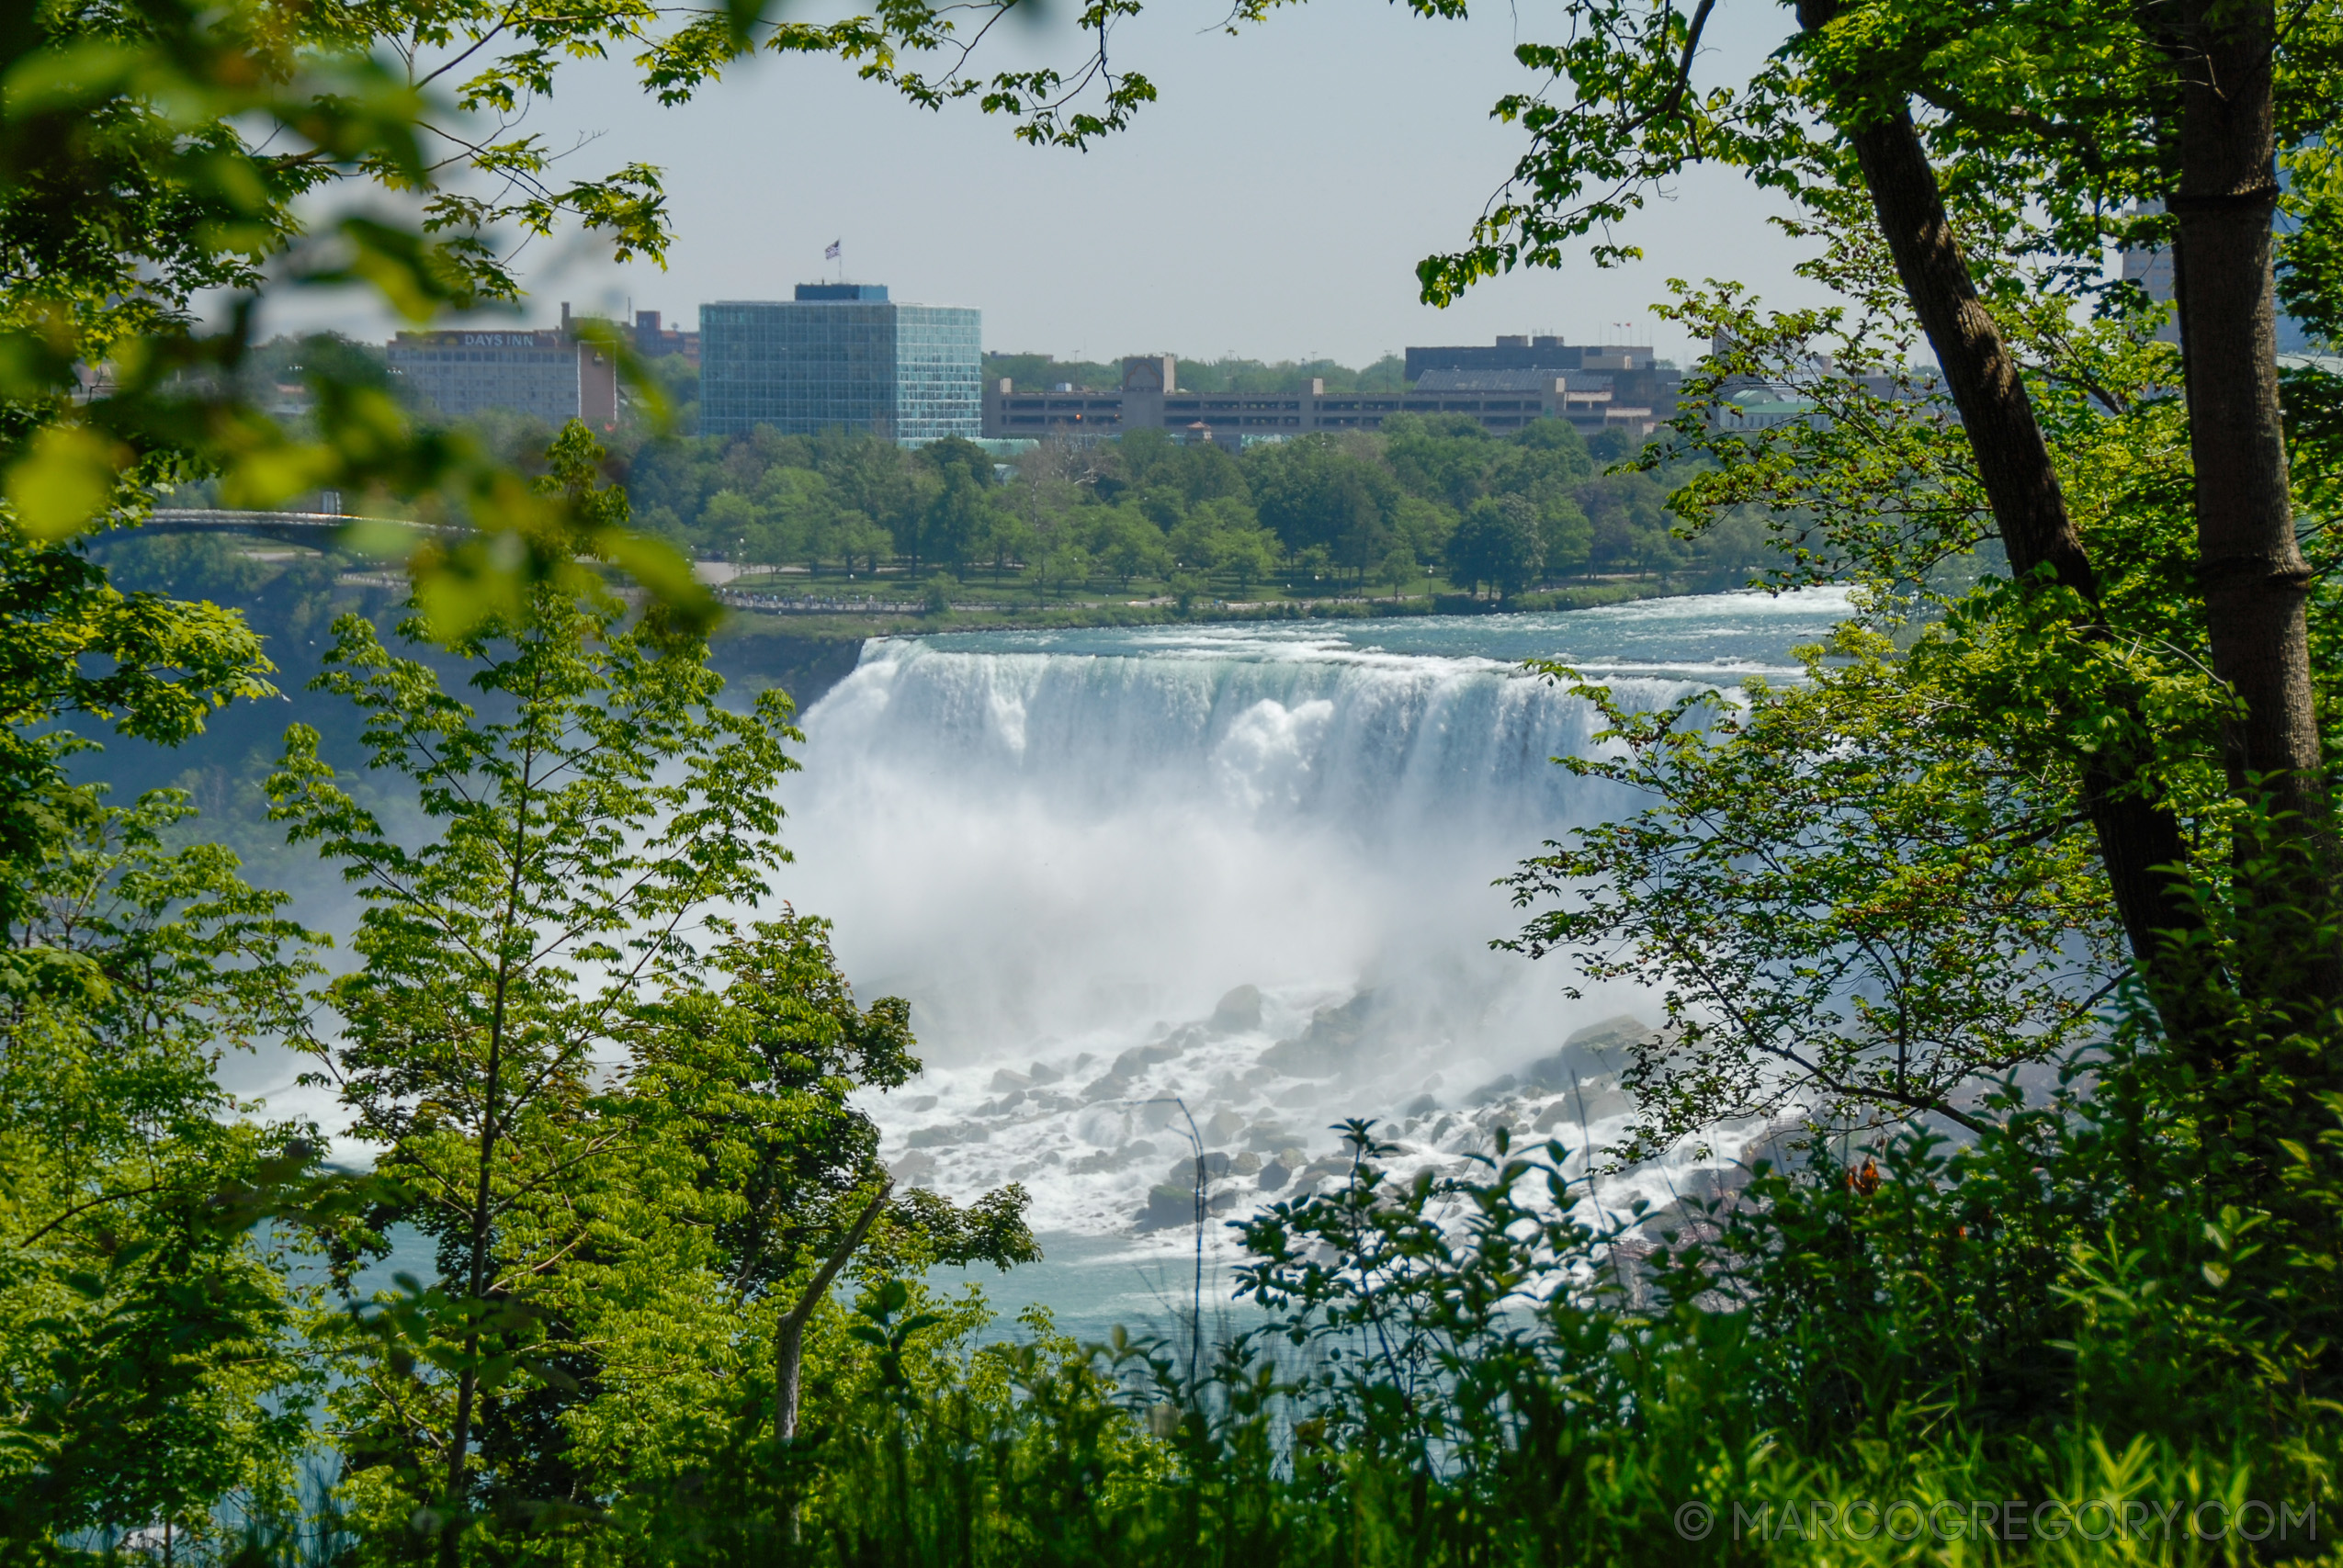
699, 287, 980, 443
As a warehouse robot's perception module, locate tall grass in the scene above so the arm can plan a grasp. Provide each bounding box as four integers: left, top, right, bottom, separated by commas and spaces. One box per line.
562, 1071, 2343, 1568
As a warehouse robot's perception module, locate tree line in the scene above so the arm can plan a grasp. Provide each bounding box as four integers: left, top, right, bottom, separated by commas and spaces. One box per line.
612, 418, 1771, 599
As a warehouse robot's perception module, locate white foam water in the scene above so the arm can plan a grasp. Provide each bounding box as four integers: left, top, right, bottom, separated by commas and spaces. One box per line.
770, 592, 1856, 1329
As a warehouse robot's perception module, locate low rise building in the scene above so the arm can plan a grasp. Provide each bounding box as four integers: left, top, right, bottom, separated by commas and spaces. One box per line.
385, 303, 618, 426
631, 310, 700, 367
981, 339, 1672, 445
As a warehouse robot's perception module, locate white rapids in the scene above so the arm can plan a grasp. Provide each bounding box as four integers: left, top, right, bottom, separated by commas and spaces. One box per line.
769, 592, 1855, 1331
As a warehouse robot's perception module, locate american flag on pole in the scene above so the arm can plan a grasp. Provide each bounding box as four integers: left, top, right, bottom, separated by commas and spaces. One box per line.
824, 239, 842, 260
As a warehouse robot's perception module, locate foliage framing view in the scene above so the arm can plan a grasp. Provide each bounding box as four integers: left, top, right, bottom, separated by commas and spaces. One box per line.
6, 0, 2343, 1563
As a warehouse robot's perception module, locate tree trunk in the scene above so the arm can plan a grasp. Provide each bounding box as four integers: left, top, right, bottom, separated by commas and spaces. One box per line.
2168, 0, 2341, 1012
774, 1180, 893, 1443
439, 760, 538, 1568
1791, 44, 2210, 1036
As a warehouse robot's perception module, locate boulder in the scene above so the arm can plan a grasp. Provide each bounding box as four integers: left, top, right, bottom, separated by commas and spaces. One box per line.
1471, 1017, 1662, 1110
1142, 1184, 1198, 1229
1258, 1160, 1292, 1191
1209, 984, 1264, 1033
1205, 1108, 1247, 1145
1081, 1073, 1130, 1103
1026, 1061, 1064, 1086
1261, 991, 1378, 1077
1242, 1122, 1291, 1153
1533, 1079, 1634, 1130
1230, 1152, 1262, 1176
1466, 1074, 1517, 1106
990, 1067, 1034, 1093
1068, 1141, 1156, 1175
1738, 1121, 1807, 1171
1677, 1165, 1751, 1204
1403, 1092, 1439, 1117
1167, 1151, 1234, 1184
1523, 1015, 1661, 1085
907, 1122, 987, 1149
889, 1150, 937, 1184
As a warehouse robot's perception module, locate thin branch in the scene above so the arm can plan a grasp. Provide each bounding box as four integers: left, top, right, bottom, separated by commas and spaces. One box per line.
1618, 0, 1716, 137
18, 1180, 174, 1246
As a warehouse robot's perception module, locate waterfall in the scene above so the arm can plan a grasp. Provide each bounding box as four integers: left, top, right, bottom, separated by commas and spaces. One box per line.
772, 597, 1851, 1247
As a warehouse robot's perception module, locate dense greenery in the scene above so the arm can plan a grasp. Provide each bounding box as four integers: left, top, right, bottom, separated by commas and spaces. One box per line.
610, 420, 1762, 600
10, 0, 2343, 1562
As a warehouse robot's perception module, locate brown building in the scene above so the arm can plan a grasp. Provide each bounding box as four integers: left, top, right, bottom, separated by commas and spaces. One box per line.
632, 310, 701, 367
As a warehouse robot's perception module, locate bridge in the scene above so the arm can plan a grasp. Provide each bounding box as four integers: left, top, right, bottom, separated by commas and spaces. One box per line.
141, 509, 457, 547
139, 510, 742, 592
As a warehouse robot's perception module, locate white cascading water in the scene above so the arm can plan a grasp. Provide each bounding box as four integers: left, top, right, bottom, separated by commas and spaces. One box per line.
773, 593, 1853, 1326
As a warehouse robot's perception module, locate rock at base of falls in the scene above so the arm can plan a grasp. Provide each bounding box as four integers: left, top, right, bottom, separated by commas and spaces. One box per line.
1209, 984, 1263, 1033
1259, 991, 1380, 1077
1242, 1122, 1294, 1153
1068, 1140, 1158, 1175
1258, 1160, 1291, 1191
1536, 1014, 1661, 1082
1204, 1108, 1247, 1145
1168, 1151, 1233, 1184
1465, 1014, 1662, 1107
1738, 1120, 1808, 1169
1532, 1080, 1634, 1132
907, 1122, 989, 1148
1140, 1184, 1200, 1229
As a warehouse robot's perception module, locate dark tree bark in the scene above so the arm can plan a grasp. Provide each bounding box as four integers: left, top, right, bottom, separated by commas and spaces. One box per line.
1847, 107, 2209, 1035
1796, 1, 2212, 1041
2167, 0, 2341, 1011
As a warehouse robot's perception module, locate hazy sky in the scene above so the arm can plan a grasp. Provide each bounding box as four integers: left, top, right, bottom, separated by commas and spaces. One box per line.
272, 0, 1837, 368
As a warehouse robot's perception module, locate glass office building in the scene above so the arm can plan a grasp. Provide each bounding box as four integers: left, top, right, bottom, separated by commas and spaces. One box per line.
699, 285, 981, 443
